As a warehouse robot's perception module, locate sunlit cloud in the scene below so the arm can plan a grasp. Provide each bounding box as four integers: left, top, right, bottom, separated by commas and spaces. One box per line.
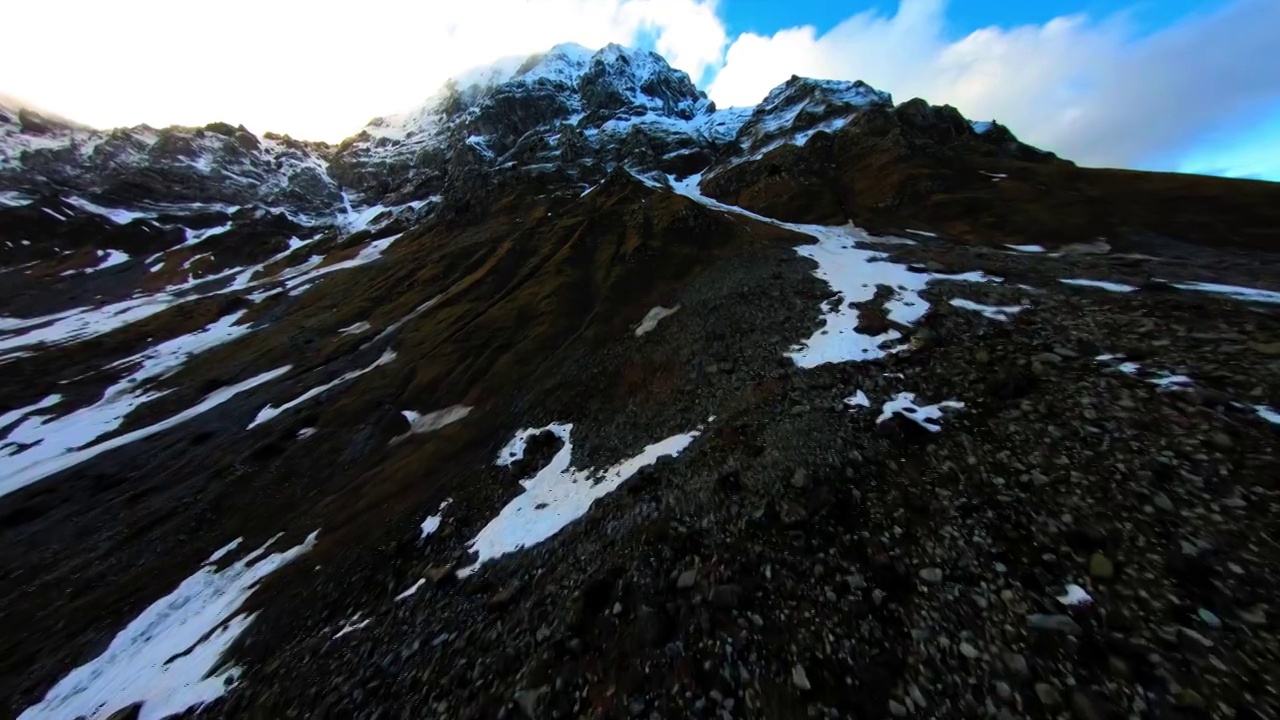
0, 0, 726, 141
707, 0, 1280, 173
2, 0, 1278, 178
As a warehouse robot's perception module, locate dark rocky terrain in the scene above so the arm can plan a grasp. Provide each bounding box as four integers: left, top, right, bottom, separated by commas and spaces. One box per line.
2, 42, 1280, 720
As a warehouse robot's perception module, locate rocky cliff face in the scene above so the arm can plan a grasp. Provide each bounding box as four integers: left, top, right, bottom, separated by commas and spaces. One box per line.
4, 43, 1280, 720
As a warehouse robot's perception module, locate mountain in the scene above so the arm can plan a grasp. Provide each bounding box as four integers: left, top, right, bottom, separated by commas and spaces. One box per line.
3, 43, 1280, 720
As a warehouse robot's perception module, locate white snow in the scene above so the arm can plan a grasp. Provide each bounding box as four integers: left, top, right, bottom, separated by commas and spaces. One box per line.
17, 531, 317, 720
420, 498, 453, 539
2, 311, 265, 485
333, 616, 372, 639
1056, 583, 1092, 606
338, 321, 372, 336
970, 120, 995, 134
634, 305, 679, 336
1005, 244, 1047, 253
979, 171, 1008, 179
0, 394, 62, 431
63, 196, 154, 225
949, 298, 1027, 321
1255, 406, 1280, 425
876, 392, 965, 432
204, 538, 243, 565
60, 249, 131, 276
844, 390, 870, 408
394, 579, 426, 601
1162, 280, 1280, 305
667, 173, 1001, 368
1150, 372, 1194, 389
461, 423, 700, 576
41, 207, 68, 221
1095, 355, 1194, 390
399, 405, 472, 437
296, 427, 317, 439
1, 366, 291, 499
0, 190, 34, 207
905, 229, 938, 238
180, 223, 232, 247
247, 350, 396, 429
1060, 278, 1139, 293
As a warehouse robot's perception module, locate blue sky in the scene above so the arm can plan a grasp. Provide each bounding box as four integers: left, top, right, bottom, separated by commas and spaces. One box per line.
701, 0, 1280, 180
720, 0, 1223, 38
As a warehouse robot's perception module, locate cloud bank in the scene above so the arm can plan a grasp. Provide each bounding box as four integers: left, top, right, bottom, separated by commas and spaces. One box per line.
709, 0, 1280, 171
2, 0, 1279, 176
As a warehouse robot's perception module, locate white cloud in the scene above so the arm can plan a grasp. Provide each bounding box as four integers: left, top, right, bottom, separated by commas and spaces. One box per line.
3, 0, 1278, 175
0, 0, 725, 141
708, 0, 1280, 171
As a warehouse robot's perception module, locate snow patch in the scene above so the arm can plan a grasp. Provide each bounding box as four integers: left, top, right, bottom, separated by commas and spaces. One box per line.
876, 392, 965, 432
667, 173, 1001, 367
1060, 278, 1139, 293
949, 298, 1027, 321
635, 305, 679, 337
1005, 244, 1046, 253
1057, 583, 1092, 606
1254, 406, 1280, 425
248, 350, 396, 429
1, 366, 291, 499
399, 405, 472, 438
338, 321, 371, 336
1163, 280, 1280, 305
333, 616, 372, 639
180, 223, 232, 248
63, 196, 154, 225
844, 390, 870, 409
17, 531, 317, 720
204, 538, 243, 565
461, 423, 699, 575
420, 498, 453, 539
394, 579, 426, 601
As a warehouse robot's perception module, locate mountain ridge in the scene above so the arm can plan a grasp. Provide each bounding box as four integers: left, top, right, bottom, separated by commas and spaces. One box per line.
3, 40, 1280, 720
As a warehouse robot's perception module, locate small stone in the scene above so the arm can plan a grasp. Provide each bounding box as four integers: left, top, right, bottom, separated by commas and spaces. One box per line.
1027, 614, 1082, 634
710, 584, 742, 608
1176, 689, 1206, 709
487, 586, 517, 609
1153, 493, 1174, 512
888, 700, 908, 717
1003, 652, 1030, 677
514, 687, 547, 719
424, 564, 455, 584
1035, 683, 1062, 707
1237, 607, 1266, 625
1070, 689, 1106, 720
959, 641, 981, 659
994, 681, 1012, 702
790, 468, 809, 488
1088, 552, 1114, 579
1209, 431, 1233, 451
676, 569, 698, 589
535, 625, 551, 642
1197, 608, 1222, 628
791, 664, 811, 691
612, 602, 623, 615
918, 567, 944, 584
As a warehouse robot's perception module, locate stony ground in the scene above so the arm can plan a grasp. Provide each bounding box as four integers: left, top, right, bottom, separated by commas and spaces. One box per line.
2, 173, 1279, 720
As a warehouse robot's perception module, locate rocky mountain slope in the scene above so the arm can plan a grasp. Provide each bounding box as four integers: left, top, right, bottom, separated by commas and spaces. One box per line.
3, 43, 1280, 720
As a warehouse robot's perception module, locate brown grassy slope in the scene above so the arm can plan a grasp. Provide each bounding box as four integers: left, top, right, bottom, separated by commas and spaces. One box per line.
702, 101, 1280, 252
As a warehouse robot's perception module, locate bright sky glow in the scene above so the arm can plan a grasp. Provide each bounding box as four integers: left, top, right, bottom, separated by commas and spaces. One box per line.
2, 0, 1277, 179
